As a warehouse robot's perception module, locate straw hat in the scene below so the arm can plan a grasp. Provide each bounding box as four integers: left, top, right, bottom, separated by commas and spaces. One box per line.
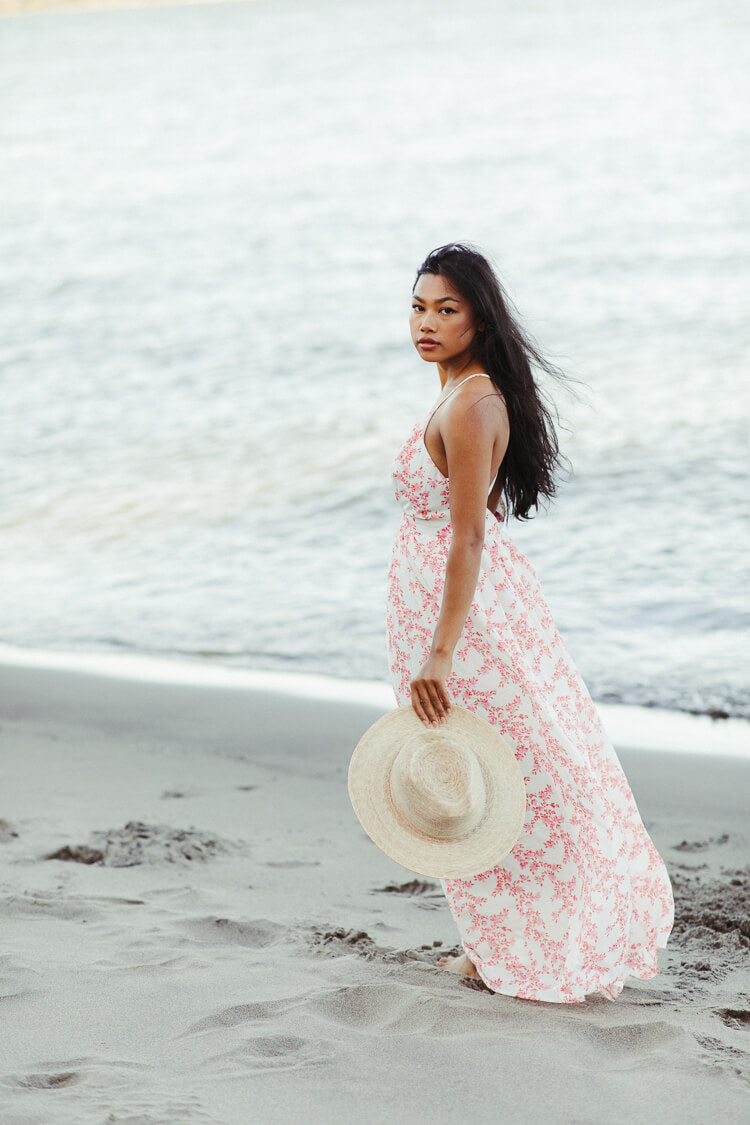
347, 704, 526, 879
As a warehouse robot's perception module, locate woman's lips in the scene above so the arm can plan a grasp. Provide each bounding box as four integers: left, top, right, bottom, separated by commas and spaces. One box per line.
418, 339, 439, 349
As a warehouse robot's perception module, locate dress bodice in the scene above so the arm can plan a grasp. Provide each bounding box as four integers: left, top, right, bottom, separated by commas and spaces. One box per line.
391, 418, 452, 526
391, 374, 502, 529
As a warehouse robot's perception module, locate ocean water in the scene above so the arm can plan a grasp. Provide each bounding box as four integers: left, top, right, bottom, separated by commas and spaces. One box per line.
1, 0, 748, 719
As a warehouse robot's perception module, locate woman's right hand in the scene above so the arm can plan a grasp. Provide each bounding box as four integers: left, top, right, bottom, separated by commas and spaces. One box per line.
410, 652, 453, 727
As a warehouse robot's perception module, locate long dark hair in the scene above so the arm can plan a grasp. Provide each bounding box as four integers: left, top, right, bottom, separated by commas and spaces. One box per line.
414, 242, 573, 521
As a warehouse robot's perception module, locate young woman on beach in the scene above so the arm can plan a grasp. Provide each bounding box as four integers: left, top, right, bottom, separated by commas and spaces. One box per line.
386, 243, 674, 1002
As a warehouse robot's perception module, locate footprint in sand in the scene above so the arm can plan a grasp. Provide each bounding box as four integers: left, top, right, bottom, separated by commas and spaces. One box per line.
232, 1034, 332, 1072
14, 1070, 79, 1089
693, 1033, 750, 1082
179, 915, 287, 949
181, 995, 302, 1036
179, 1002, 333, 1071
0, 893, 91, 921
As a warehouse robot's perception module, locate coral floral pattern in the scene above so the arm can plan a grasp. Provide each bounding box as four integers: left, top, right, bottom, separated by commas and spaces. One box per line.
386, 381, 674, 1003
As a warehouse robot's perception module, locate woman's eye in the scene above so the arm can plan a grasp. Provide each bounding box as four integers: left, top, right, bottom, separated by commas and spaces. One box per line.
439, 307, 455, 314
411, 304, 423, 312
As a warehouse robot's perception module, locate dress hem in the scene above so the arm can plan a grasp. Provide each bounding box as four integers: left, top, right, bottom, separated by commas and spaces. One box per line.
463, 933, 671, 1004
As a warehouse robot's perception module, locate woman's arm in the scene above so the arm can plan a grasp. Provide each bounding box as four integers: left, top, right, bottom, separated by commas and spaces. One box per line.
409, 392, 507, 726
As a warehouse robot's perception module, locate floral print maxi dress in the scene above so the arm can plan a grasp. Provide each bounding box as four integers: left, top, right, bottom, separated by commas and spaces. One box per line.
386, 375, 674, 1003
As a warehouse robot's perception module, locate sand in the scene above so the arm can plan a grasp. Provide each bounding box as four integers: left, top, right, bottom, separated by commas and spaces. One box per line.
1, 644, 748, 1124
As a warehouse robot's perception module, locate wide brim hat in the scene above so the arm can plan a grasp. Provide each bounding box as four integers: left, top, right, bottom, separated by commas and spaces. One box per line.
348, 704, 526, 879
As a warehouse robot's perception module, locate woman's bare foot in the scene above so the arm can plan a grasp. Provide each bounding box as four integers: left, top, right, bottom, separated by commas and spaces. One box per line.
435, 952, 481, 978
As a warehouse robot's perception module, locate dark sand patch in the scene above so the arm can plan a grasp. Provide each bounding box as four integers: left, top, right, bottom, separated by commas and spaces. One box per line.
45, 820, 233, 867
374, 879, 441, 895
667, 865, 750, 996
303, 926, 492, 990
673, 833, 730, 853
373, 879, 445, 909
307, 926, 449, 965
16, 1070, 79, 1088
671, 866, 750, 944
47, 844, 105, 865
0, 818, 19, 843
718, 1009, 750, 1031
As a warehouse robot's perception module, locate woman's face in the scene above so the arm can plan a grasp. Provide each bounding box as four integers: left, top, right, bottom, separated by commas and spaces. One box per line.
410, 272, 478, 364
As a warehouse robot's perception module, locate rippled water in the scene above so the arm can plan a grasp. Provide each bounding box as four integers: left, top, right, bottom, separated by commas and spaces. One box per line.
1, 0, 748, 717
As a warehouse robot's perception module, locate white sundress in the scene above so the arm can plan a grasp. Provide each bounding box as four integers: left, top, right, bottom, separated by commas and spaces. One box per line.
385, 373, 674, 1003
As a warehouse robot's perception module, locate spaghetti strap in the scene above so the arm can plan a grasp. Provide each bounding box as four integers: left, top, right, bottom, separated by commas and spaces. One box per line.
425, 373, 492, 429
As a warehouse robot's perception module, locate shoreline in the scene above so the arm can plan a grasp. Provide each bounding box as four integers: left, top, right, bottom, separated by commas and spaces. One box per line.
1, 639, 748, 760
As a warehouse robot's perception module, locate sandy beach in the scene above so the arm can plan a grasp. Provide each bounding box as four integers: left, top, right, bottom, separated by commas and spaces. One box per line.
0, 644, 748, 1123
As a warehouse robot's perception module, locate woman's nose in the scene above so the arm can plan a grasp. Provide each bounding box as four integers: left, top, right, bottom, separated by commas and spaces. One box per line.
420, 313, 437, 332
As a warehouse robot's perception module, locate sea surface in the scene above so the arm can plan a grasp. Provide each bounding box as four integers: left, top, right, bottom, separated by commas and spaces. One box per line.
1, 0, 748, 719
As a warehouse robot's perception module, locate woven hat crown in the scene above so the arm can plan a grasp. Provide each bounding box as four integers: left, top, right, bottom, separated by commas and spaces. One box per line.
391, 729, 486, 840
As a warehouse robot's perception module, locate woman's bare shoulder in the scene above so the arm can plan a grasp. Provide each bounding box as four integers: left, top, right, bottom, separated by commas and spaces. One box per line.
445, 379, 508, 433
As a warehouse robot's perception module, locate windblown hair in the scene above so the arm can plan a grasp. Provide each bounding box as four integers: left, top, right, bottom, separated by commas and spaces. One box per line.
414, 242, 573, 520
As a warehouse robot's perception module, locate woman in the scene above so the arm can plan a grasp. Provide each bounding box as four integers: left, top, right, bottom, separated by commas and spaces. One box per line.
386, 242, 674, 1003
